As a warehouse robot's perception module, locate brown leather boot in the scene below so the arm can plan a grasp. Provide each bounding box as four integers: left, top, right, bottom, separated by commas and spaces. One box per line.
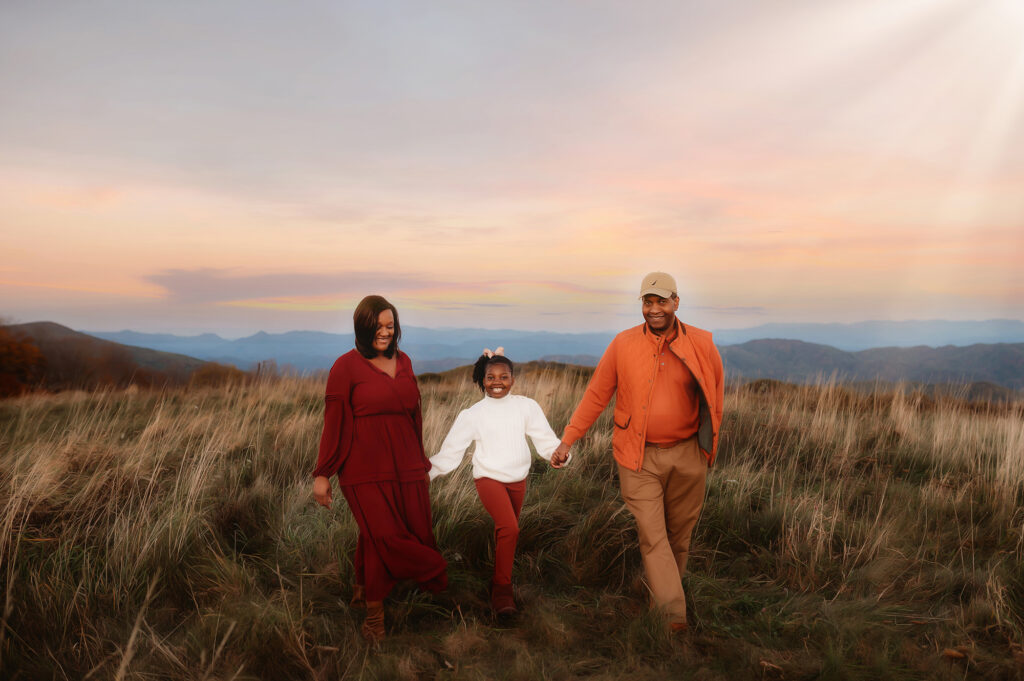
491, 582, 517, 616
349, 584, 366, 610
361, 601, 385, 643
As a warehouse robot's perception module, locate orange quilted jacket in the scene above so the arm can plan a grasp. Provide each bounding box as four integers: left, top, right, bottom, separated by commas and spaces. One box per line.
561, 320, 725, 469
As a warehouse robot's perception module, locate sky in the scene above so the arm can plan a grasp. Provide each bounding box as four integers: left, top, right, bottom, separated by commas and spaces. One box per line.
2, 0, 1022, 336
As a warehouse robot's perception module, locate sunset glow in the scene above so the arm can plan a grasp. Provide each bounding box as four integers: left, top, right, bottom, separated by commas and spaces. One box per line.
1, 0, 1021, 336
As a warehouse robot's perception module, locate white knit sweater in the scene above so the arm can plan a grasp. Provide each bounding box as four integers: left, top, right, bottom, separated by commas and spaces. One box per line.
429, 394, 562, 483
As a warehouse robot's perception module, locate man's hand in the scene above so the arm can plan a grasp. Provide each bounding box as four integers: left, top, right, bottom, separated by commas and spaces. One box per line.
550, 442, 571, 468
313, 475, 333, 509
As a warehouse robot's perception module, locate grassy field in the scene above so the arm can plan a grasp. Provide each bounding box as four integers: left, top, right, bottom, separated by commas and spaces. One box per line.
2, 366, 1023, 680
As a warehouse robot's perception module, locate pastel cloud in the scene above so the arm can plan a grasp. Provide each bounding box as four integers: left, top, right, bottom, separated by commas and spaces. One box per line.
140, 268, 640, 318
145, 269, 442, 305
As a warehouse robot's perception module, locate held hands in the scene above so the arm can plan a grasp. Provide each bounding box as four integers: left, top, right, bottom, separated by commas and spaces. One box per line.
313, 475, 333, 509
550, 442, 571, 468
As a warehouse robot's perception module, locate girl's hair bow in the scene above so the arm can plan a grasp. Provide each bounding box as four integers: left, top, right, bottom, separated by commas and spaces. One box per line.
482, 346, 505, 358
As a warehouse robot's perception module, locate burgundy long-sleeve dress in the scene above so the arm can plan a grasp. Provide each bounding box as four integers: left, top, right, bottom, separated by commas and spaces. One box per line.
314, 349, 447, 601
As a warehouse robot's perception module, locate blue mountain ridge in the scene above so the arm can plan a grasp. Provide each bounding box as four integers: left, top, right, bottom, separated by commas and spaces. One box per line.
81, 320, 1024, 393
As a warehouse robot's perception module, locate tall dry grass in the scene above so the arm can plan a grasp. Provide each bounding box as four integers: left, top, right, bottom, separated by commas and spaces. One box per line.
1, 369, 1022, 680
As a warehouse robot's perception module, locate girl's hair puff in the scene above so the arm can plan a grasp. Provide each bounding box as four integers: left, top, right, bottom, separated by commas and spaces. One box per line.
472, 354, 514, 392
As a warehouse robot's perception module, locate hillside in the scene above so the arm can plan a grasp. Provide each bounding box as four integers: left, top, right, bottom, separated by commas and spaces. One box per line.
6, 321, 208, 389
2, 371, 1022, 679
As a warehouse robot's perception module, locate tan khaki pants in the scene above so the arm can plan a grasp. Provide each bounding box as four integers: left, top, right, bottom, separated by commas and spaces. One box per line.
618, 437, 707, 623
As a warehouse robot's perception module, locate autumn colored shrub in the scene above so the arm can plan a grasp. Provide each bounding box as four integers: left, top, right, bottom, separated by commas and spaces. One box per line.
0, 326, 45, 397
188, 362, 248, 387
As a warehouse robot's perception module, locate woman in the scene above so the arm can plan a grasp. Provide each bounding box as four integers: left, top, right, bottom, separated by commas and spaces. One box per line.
313, 295, 447, 642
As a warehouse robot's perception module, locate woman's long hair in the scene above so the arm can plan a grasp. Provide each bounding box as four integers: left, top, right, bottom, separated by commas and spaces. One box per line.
353, 295, 401, 359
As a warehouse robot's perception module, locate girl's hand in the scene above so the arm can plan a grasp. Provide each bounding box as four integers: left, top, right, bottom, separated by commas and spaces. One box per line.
550, 443, 570, 468
313, 476, 333, 509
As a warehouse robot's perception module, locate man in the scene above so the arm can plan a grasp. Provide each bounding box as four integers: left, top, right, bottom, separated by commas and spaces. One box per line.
551, 272, 724, 631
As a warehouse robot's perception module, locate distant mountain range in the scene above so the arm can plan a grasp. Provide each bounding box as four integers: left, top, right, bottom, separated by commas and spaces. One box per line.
712, 319, 1024, 350
720, 339, 1024, 392
87, 327, 617, 373
5, 320, 1020, 396
72, 320, 1024, 394
86, 319, 1024, 370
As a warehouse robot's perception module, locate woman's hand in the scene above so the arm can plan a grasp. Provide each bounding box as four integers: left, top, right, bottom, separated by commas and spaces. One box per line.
313, 475, 333, 509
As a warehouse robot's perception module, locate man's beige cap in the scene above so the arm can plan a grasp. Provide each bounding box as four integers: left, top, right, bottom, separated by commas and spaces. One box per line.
639, 272, 677, 299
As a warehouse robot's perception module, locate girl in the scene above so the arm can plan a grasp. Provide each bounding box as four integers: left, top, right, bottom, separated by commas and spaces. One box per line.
429, 348, 567, 615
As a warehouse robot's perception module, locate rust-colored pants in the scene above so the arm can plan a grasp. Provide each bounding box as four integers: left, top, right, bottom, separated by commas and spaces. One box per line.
474, 477, 527, 586
617, 436, 708, 623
